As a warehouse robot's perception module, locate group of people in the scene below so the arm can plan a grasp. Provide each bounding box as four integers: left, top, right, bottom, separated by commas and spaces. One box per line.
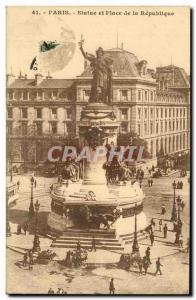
176, 181, 183, 189
138, 253, 163, 276
48, 288, 67, 294
180, 170, 187, 178
147, 178, 154, 187
17, 222, 28, 235
23, 250, 34, 270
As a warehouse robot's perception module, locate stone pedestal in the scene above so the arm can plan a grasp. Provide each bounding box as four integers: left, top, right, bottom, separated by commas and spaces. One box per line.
79, 102, 120, 146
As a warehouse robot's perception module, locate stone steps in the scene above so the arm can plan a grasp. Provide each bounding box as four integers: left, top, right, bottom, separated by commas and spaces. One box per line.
50, 228, 123, 251
120, 231, 148, 244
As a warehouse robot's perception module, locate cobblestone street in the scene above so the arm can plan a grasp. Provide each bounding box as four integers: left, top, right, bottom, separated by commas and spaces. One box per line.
6, 173, 190, 294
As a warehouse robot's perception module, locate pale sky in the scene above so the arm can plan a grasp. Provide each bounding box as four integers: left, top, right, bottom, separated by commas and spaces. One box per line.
6, 6, 190, 78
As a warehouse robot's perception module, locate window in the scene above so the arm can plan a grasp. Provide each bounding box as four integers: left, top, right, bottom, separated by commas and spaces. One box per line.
165, 109, 167, 118
176, 109, 179, 117
150, 108, 153, 118
169, 121, 171, 131
21, 108, 27, 119
138, 90, 141, 101
144, 108, 147, 119
52, 90, 58, 99
150, 122, 153, 135
36, 123, 42, 135
7, 108, 13, 118
151, 91, 154, 101
7, 123, 13, 135
165, 121, 167, 132
21, 123, 27, 135
173, 108, 175, 118
184, 108, 186, 117
180, 108, 182, 117
23, 90, 28, 100
161, 108, 163, 118
183, 119, 186, 130
121, 123, 127, 133
161, 121, 163, 133
138, 108, 141, 119
83, 90, 90, 101
51, 123, 57, 134
144, 123, 147, 135
145, 91, 148, 101
176, 120, 179, 130
8, 90, 14, 100
156, 122, 159, 134
173, 120, 175, 131
36, 108, 42, 119
169, 108, 171, 118
156, 108, 159, 118
67, 108, 72, 120
121, 90, 128, 101
37, 90, 43, 100
121, 109, 128, 121
138, 123, 141, 135
51, 108, 57, 119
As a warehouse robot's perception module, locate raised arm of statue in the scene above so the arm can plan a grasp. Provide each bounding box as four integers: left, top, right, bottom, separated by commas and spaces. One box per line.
78, 35, 95, 62
79, 45, 95, 62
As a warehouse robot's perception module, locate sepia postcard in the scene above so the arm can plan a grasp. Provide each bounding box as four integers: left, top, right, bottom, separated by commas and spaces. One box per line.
6, 6, 191, 295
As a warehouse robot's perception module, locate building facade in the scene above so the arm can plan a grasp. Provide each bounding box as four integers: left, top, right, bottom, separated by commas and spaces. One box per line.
6, 46, 190, 166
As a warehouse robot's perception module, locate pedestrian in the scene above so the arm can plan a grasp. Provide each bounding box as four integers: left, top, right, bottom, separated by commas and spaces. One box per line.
91, 236, 96, 252
57, 288, 62, 294
34, 179, 37, 188
150, 232, 154, 246
48, 288, 54, 294
163, 224, 168, 238
186, 238, 189, 253
155, 257, 163, 275
147, 179, 150, 187
109, 278, 115, 295
159, 219, 163, 232
17, 224, 22, 235
143, 256, 149, 275
23, 223, 28, 235
138, 259, 143, 275
150, 178, 153, 187
161, 205, 166, 215
76, 240, 81, 251
23, 252, 28, 267
179, 235, 183, 248
145, 247, 152, 264
17, 180, 20, 189
28, 255, 33, 271
181, 201, 185, 212
29, 250, 34, 266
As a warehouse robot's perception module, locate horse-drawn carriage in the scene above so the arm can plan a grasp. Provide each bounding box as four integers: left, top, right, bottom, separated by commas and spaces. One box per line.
62, 248, 88, 268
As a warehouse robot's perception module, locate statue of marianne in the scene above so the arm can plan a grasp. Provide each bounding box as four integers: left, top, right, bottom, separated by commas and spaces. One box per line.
78, 35, 113, 103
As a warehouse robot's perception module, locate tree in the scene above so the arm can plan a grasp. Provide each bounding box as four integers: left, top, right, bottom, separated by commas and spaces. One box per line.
117, 132, 151, 159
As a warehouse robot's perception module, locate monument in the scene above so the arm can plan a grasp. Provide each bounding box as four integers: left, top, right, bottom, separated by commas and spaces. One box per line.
47, 37, 147, 251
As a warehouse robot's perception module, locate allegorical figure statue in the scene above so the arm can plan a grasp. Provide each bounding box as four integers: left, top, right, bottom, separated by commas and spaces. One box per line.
78, 35, 113, 103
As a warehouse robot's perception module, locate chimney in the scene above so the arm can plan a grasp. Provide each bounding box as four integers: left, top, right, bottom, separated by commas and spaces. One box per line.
6, 74, 15, 86
46, 71, 52, 79
121, 42, 124, 50
35, 73, 43, 85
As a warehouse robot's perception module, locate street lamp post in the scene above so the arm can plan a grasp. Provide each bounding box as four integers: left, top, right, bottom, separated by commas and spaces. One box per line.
32, 200, 41, 253
175, 200, 182, 245
29, 176, 35, 218
171, 180, 177, 222
139, 177, 142, 189
132, 204, 140, 256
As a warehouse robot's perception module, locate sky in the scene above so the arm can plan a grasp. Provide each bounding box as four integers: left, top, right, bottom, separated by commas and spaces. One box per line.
6, 6, 190, 79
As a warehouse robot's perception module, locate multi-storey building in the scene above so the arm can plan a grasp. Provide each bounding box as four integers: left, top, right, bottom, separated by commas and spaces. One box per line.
6, 45, 190, 166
